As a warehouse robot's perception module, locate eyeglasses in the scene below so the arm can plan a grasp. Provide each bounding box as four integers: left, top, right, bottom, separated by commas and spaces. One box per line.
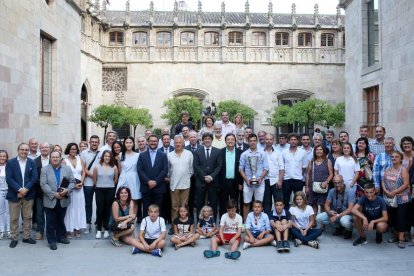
19, 149, 29, 151
333, 181, 343, 185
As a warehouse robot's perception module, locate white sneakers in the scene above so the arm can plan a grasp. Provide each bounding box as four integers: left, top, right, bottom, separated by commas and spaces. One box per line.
84, 224, 91, 234
95, 231, 102, 239
103, 230, 109, 239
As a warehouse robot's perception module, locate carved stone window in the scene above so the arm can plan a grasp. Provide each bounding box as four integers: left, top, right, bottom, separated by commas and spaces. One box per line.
157, 32, 171, 47
275, 32, 289, 46
181, 32, 195, 46
204, 32, 219, 46
133, 32, 147, 47
102, 68, 127, 91
321, 33, 334, 47
252, 32, 266, 46
40, 34, 54, 114
298, 32, 312, 47
109, 31, 124, 46
229, 32, 243, 46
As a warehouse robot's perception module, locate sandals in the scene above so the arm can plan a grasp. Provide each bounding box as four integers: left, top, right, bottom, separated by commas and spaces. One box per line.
74, 230, 81, 238
397, 240, 405, 249
111, 237, 122, 247
203, 250, 220, 258
224, 251, 241, 260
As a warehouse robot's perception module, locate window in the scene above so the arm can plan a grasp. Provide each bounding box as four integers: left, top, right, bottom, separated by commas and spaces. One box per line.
132, 32, 147, 47
367, 0, 379, 66
204, 32, 219, 46
113, 125, 131, 141
275, 32, 289, 46
298, 32, 312, 47
157, 32, 171, 47
252, 32, 266, 46
321, 33, 334, 47
109, 31, 124, 46
181, 32, 195, 46
366, 86, 379, 137
40, 35, 53, 113
228, 32, 243, 46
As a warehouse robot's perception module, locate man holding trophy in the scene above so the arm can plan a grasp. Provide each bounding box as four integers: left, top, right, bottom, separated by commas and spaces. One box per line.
239, 134, 269, 222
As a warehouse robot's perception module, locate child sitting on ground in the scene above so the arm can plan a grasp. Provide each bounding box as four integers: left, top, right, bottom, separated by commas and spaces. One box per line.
170, 205, 200, 249
270, 199, 292, 252
131, 204, 166, 257
243, 200, 274, 250
196, 205, 218, 239
203, 199, 242, 260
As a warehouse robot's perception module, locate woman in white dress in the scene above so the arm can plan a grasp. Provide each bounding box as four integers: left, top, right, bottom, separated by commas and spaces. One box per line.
115, 136, 141, 215
63, 143, 87, 239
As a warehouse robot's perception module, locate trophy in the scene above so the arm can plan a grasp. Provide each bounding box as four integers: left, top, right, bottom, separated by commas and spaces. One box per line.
247, 156, 259, 185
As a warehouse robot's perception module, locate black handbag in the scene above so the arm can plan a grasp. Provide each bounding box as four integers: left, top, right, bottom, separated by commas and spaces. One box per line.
108, 201, 132, 231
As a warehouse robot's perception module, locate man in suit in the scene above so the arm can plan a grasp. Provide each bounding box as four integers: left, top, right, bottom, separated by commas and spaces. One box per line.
6, 143, 38, 248
157, 133, 174, 224
138, 135, 168, 217
40, 151, 75, 250
236, 129, 250, 152
157, 133, 175, 154
185, 130, 203, 220
33, 142, 51, 240
193, 132, 223, 218
218, 133, 243, 217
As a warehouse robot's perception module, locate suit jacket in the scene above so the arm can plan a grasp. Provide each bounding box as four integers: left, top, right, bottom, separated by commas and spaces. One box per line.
34, 155, 49, 198
236, 142, 250, 152
137, 150, 168, 194
157, 146, 175, 154
185, 143, 203, 154
40, 164, 75, 208
193, 146, 222, 185
219, 147, 243, 185
6, 157, 38, 202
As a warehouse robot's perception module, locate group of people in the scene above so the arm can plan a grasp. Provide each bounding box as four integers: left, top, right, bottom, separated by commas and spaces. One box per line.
0, 111, 413, 258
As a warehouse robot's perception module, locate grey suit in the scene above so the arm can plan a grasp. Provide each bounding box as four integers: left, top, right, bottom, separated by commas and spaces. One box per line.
40, 164, 75, 208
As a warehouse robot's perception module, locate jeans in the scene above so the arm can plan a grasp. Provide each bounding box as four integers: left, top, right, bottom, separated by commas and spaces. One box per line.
83, 186, 95, 224
35, 196, 45, 234
263, 179, 283, 215
282, 179, 304, 210
45, 201, 67, 244
291, 227, 322, 243
0, 190, 10, 232
95, 188, 115, 231
315, 212, 353, 231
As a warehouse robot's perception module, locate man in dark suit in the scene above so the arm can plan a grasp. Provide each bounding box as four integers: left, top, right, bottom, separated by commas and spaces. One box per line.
157, 133, 175, 154
6, 143, 38, 248
193, 132, 223, 219
40, 151, 75, 250
236, 129, 250, 152
218, 134, 243, 217
185, 130, 203, 220
33, 142, 51, 240
138, 135, 168, 217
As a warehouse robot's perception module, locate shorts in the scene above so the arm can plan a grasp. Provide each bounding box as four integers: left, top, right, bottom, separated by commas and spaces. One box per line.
216, 233, 241, 245
251, 231, 270, 239
243, 183, 265, 203
144, 238, 156, 245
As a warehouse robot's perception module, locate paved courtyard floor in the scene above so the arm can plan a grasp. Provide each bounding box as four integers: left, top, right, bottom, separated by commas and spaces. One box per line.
1, 225, 413, 276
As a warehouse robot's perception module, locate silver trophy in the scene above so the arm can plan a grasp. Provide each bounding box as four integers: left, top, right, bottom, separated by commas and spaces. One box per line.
247, 156, 259, 185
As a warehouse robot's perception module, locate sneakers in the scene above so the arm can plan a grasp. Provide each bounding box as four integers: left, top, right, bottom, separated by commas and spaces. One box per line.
111, 237, 122, 247
294, 239, 302, 247
387, 237, 398, 243
353, 236, 367, 246
276, 241, 284, 252
151, 248, 162, 257
95, 231, 102, 239
282, 240, 291, 251
103, 230, 109, 239
242, 242, 251, 250
375, 233, 383, 244
397, 240, 406, 249
308, 240, 319, 249
84, 224, 91, 234
131, 247, 141, 255
0, 232, 3, 240
271, 240, 277, 247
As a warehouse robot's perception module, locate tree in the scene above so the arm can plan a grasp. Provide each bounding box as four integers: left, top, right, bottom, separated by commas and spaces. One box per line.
270, 105, 294, 127
88, 105, 124, 142
320, 102, 345, 129
123, 107, 153, 138
161, 96, 202, 126
290, 98, 330, 129
216, 100, 258, 122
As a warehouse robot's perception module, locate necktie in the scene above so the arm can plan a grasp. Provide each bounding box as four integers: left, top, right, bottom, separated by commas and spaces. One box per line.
165, 148, 168, 153
206, 148, 210, 160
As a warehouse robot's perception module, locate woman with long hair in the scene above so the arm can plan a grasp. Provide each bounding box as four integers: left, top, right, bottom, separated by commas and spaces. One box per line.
334, 142, 360, 194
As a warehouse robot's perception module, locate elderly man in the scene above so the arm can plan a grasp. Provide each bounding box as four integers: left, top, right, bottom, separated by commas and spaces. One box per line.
6, 143, 38, 248
40, 151, 75, 250
235, 129, 249, 152
211, 122, 226, 149
28, 138, 40, 159
99, 131, 117, 153
315, 175, 355, 239
373, 137, 395, 192
136, 136, 148, 153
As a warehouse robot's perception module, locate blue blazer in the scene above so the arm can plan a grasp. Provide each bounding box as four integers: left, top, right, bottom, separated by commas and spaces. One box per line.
6, 157, 38, 202
137, 150, 168, 194
157, 146, 175, 154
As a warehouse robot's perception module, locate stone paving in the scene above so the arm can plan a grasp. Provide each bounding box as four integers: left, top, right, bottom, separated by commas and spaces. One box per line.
1, 224, 413, 276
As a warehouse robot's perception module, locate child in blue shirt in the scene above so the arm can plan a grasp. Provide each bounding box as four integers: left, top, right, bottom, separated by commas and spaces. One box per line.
243, 200, 274, 249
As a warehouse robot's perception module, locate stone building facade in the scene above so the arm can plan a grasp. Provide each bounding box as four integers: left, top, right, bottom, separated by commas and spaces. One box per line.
0, 0, 82, 153
340, 0, 414, 142
81, 0, 346, 139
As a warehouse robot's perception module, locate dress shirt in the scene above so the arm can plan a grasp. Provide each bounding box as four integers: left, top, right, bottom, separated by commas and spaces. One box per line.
239, 149, 269, 184
282, 147, 308, 180
265, 147, 285, 185
225, 148, 236, 179
17, 157, 27, 186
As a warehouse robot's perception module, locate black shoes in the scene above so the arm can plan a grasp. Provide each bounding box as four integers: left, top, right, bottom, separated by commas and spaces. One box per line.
9, 240, 18, 248
57, 238, 70, 244
50, 243, 57, 250
22, 238, 37, 244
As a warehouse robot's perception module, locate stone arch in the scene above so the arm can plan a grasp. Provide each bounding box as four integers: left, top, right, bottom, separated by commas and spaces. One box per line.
81, 79, 92, 141
273, 89, 314, 102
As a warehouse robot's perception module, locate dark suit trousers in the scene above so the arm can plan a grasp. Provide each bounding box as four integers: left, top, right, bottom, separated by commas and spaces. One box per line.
263, 179, 283, 216
45, 200, 67, 244
282, 179, 304, 210
188, 175, 196, 220
195, 181, 218, 219
219, 178, 239, 218
142, 191, 164, 218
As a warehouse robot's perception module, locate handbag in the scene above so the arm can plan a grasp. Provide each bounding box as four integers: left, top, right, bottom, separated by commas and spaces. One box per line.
312, 161, 328, 194
108, 201, 132, 231
384, 195, 397, 208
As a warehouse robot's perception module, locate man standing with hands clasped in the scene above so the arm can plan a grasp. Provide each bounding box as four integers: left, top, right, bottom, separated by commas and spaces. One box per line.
239, 134, 269, 222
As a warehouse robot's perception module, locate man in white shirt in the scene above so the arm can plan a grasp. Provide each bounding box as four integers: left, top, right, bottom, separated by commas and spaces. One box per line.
282, 134, 308, 209
257, 131, 267, 152
218, 111, 236, 137
275, 134, 290, 152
